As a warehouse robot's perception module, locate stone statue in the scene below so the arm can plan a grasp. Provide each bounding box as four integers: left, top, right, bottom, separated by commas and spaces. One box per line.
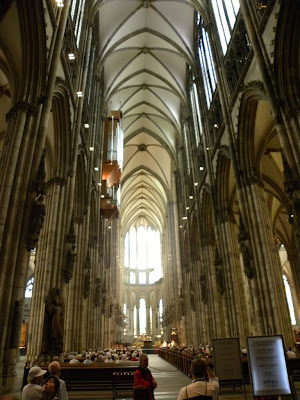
214, 248, 225, 295
199, 275, 207, 304
179, 292, 185, 317
63, 244, 76, 283
215, 265, 225, 295
94, 278, 101, 307
238, 216, 255, 279
101, 295, 107, 313
109, 301, 114, 317
83, 269, 90, 299
190, 289, 196, 311
42, 288, 64, 354
26, 194, 46, 251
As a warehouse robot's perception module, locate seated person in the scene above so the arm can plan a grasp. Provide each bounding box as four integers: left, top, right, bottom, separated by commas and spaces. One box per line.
69, 356, 80, 364
177, 358, 219, 400
83, 354, 93, 364
286, 346, 297, 359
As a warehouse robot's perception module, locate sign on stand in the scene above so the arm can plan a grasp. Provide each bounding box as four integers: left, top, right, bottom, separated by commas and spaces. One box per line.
213, 337, 242, 381
247, 335, 291, 397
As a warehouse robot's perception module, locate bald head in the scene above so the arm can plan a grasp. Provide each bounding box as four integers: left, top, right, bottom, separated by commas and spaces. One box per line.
48, 361, 60, 376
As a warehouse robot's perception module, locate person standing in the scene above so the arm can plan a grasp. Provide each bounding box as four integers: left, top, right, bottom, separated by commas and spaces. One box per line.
48, 361, 68, 400
177, 358, 219, 400
133, 354, 157, 400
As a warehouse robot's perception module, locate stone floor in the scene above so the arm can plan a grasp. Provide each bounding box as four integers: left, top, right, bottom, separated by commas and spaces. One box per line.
14, 354, 300, 400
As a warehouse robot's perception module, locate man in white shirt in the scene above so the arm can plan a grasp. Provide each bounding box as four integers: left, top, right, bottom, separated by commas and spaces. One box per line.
286, 347, 297, 359
177, 358, 219, 400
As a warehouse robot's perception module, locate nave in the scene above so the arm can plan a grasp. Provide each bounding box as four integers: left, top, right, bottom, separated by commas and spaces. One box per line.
1, 0, 300, 395
13, 354, 300, 400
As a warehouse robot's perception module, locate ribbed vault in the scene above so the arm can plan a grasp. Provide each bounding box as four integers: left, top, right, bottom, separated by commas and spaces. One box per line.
96, 0, 200, 234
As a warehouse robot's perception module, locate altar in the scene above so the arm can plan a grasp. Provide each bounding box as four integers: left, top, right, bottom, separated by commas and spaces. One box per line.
143, 340, 152, 349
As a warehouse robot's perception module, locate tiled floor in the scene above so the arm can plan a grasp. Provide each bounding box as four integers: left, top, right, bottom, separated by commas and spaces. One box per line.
14, 354, 300, 400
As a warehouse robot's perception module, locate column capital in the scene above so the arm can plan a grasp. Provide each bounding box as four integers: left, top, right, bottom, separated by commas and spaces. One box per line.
6, 101, 37, 121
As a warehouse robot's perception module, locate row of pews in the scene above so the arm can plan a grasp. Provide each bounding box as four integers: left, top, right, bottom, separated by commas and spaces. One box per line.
158, 349, 300, 384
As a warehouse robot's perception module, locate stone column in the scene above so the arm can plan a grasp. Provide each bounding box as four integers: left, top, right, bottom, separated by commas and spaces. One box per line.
0, 102, 39, 394
26, 178, 68, 363
136, 305, 140, 337
242, 176, 294, 344
146, 305, 150, 335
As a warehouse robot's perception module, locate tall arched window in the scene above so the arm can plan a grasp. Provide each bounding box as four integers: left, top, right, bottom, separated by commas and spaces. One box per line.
133, 306, 137, 336
211, 0, 240, 54
123, 225, 162, 285
283, 275, 296, 325
196, 14, 217, 108
70, 0, 86, 47
139, 298, 146, 335
190, 80, 202, 146
183, 124, 191, 172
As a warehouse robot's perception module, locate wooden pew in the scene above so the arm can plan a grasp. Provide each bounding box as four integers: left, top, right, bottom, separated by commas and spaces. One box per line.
60, 362, 138, 391
112, 371, 135, 400
23, 362, 139, 393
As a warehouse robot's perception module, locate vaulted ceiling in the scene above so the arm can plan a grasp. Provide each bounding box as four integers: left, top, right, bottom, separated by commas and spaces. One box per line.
96, 0, 200, 234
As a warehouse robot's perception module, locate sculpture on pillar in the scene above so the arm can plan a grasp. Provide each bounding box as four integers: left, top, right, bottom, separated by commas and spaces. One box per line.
64, 244, 77, 283
26, 150, 47, 251
94, 278, 101, 307
63, 217, 77, 283
189, 284, 196, 311
214, 248, 225, 295
179, 289, 185, 317
83, 269, 90, 299
238, 216, 255, 279
101, 295, 107, 313
109, 301, 114, 318
26, 194, 46, 251
83, 250, 91, 299
42, 288, 64, 354
199, 274, 208, 304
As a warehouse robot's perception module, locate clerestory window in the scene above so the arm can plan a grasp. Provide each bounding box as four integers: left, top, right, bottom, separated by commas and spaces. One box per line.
211, 0, 240, 54
123, 225, 162, 285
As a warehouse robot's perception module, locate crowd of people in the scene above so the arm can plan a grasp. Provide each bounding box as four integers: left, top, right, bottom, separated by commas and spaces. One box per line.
1, 342, 299, 400
65, 346, 143, 364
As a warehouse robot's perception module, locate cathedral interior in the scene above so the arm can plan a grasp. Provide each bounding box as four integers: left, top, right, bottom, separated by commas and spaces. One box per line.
0, 0, 300, 394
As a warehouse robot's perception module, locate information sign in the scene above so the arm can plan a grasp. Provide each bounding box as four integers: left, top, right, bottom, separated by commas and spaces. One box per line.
213, 337, 242, 380
247, 335, 291, 396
